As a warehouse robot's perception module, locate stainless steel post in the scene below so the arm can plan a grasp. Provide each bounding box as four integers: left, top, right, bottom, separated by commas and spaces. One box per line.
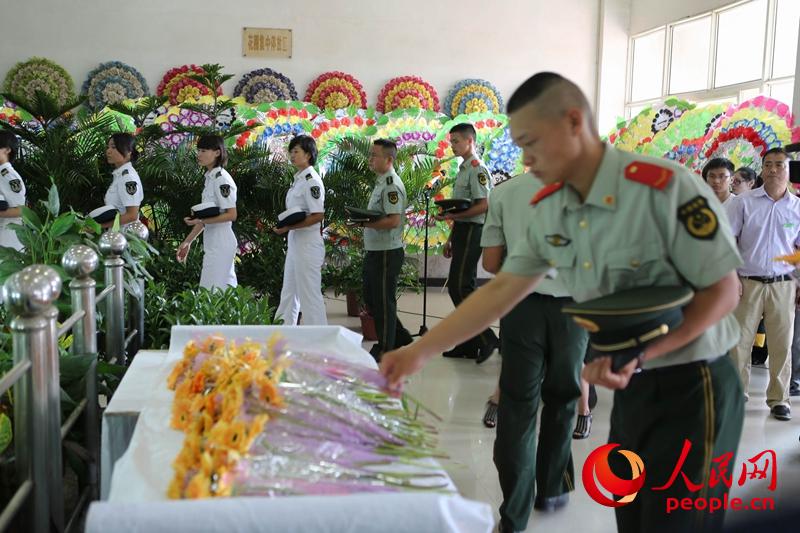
3, 265, 63, 533
124, 221, 149, 356
99, 232, 128, 365
62, 244, 101, 501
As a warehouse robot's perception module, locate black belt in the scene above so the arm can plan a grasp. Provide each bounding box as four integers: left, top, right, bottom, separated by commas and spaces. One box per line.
741, 274, 793, 284
453, 221, 483, 226
639, 354, 724, 374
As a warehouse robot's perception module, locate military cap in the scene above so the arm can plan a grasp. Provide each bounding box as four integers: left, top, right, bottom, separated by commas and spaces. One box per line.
190, 202, 220, 219
345, 206, 383, 223
0, 194, 7, 212
277, 206, 307, 228
435, 198, 472, 214
562, 286, 694, 371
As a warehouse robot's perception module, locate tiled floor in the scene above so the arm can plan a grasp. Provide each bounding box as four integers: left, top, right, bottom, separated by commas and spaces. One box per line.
325, 289, 800, 531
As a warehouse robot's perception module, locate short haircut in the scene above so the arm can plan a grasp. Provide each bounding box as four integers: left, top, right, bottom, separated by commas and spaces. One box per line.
288, 134, 318, 166
734, 167, 757, 183
506, 72, 597, 133
373, 138, 397, 159
762, 146, 791, 161
110, 133, 138, 163
0, 131, 19, 162
701, 157, 735, 180
197, 134, 228, 167
449, 122, 476, 140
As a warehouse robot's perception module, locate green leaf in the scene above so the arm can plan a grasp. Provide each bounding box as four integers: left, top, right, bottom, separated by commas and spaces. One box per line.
377, 116, 389, 126
324, 110, 335, 121
290, 101, 303, 110
112, 212, 121, 232
273, 101, 288, 109
48, 183, 60, 216
0, 414, 11, 455
364, 126, 378, 136
49, 212, 77, 238
21, 206, 43, 230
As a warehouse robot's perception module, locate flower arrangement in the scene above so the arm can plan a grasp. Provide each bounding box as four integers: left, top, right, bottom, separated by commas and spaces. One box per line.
157, 64, 222, 105
308, 108, 377, 161
641, 104, 728, 164
0, 99, 33, 127
427, 113, 506, 160
3, 57, 76, 106
81, 61, 149, 110
153, 105, 213, 149
305, 71, 368, 111
370, 108, 445, 150
376, 76, 439, 113
166, 334, 446, 499
443, 79, 503, 117
233, 68, 298, 104
485, 126, 523, 176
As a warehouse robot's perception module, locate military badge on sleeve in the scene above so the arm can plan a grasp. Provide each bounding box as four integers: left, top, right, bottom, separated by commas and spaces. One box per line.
310, 186, 321, 199
219, 184, 231, 198
125, 181, 138, 195
678, 196, 718, 240
478, 172, 488, 186
9, 179, 22, 193
388, 191, 399, 204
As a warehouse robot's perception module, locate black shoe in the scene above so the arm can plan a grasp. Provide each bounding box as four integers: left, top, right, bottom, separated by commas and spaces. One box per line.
588, 384, 597, 410
443, 347, 477, 359
573, 414, 592, 439
369, 344, 383, 362
476, 339, 499, 365
533, 493, 569, 512
497, 519, 522, 533
396, 335, 414, 348
771, 405, 791, 421
482, 400, 498, 428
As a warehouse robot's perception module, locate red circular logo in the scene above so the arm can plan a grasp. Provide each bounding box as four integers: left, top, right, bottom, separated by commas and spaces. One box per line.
582, 443, 646, 507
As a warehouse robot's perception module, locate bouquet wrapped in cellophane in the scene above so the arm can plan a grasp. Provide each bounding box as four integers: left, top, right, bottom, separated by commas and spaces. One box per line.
166, 334, 448, 499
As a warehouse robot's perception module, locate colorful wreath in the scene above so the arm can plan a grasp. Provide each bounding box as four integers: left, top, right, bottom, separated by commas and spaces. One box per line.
443, 79, 503, 117
376, 76, 439, 113
233, 67, 297, 104
157, 65, 221, 105
304, 71, 367, 111
81, 61, 149, 110
3, 57, 76, 106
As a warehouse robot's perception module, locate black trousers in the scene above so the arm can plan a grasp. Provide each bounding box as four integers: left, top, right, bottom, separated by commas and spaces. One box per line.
447, 221, 498, 353
363, 248, 413, 351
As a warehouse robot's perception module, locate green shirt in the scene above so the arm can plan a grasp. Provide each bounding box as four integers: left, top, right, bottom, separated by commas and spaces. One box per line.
452, 154, 492, 224
502, 145, 743, 369
364, 168, 407, 251
482, 174, 569, 298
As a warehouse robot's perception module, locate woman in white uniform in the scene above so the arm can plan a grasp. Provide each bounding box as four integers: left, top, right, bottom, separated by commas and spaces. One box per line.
273, 135, 327, 325
103, 133, 144, 228
176, 135, 238, 290
0, 131, 25, 250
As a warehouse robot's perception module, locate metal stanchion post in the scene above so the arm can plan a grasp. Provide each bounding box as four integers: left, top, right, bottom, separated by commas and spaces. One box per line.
124, 221, 149, 356
99, 232, 128, 365
3, 265, 64, 533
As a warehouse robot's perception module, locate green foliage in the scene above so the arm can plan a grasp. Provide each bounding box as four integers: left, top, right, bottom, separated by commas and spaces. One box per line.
144, 282, 276, 349
0, 91, 118, 213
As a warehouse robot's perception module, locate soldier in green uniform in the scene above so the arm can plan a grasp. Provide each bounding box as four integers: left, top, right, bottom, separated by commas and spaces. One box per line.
481, 172, 588, 531
437, 123, 499, 362
359, 139, 413, 361
381, 73, 744, 533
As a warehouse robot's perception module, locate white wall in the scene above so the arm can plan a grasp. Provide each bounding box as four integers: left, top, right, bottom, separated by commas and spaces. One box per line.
0, 0, 600, 112
596, 0, 632, 134
629, 0, 740, 34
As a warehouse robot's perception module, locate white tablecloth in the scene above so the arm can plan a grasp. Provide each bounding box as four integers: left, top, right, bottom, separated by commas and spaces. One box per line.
92, 325, 494, 532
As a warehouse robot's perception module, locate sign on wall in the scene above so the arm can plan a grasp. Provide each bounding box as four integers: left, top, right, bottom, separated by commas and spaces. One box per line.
242, 28, 292, 58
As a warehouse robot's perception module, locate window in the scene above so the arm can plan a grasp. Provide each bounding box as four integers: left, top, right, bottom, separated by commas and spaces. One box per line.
772, 0, 800, 77
630, 29, 666, 102
715, 0, 768, 87
625, 0, 799, 118
670, 17, 712, 94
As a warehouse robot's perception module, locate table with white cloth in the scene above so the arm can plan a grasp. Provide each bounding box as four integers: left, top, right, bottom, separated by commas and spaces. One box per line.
92, 325, 493, 533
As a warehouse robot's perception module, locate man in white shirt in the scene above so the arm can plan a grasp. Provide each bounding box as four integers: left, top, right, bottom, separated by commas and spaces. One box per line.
727, 147, 800, 420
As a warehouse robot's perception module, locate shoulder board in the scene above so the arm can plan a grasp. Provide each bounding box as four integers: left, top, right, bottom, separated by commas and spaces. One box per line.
122, 169, 129, 176
530, 182, 564, 205
470, 159, 480, 167
386, 175, 393, 185
0, 168, 8, 176
305, 173, 313, 180
216, 171, 222, 178
624, 161, 673, 190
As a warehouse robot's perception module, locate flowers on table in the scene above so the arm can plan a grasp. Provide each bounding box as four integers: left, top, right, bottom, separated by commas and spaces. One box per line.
157, 64, 222, 105
443, 79, 503, 117
81, 61, 149, 110
305, 71, 368, 111
233, 68, 298, 104
376, 76, 439, 113
3, 57, 76, 106
166, 334, 447, 499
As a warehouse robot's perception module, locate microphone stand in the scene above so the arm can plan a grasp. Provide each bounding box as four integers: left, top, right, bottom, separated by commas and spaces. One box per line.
416, 185, 432, 336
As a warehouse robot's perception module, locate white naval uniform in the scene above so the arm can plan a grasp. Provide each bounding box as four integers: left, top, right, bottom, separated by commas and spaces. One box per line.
0, 162, 25, 250
275, 166, 327, 325
104, 162, 144, 227
199, 167, 238, 290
